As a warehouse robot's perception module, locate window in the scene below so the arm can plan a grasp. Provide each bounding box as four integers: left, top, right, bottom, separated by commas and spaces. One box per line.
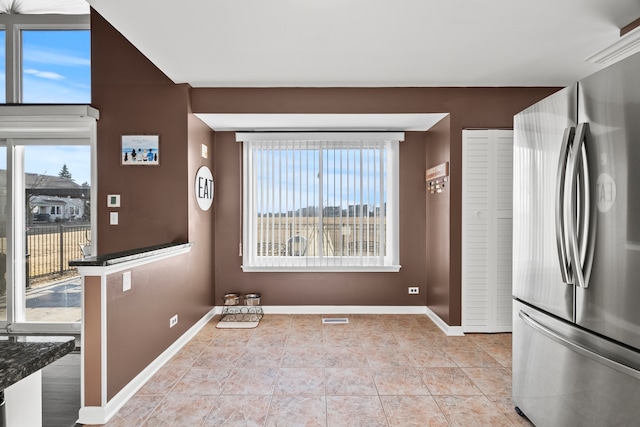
22, 29, 91, 103
0, 14, 90, 104
239, 132, 402, 272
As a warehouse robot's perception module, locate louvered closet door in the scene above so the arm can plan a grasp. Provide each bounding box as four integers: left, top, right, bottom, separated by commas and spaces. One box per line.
462, 129, 513, 332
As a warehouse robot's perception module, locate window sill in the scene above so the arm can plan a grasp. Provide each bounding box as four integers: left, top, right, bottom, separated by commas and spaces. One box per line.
241, 265, 401, 273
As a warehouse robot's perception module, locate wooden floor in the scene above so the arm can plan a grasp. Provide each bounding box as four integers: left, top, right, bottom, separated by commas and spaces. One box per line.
42, 350, 81, 427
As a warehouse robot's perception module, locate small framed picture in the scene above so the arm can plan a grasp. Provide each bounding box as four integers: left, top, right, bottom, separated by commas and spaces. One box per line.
121, 135, 159, 165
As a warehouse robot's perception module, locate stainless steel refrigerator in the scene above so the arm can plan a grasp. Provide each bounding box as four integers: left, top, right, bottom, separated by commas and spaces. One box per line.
512, 50, 640, 426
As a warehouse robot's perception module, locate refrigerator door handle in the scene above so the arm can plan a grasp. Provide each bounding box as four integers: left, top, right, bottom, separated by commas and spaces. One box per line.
567, 123, 592, 289
519, 310, 640, 380
555, 126, 575, 284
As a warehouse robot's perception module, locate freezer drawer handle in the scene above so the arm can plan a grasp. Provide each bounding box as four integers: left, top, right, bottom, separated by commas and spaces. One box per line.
555, 126, 574, 284
519, 310, 640, 380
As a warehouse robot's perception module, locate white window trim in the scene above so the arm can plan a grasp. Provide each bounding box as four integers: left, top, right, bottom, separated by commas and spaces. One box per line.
238, 132, 402, 273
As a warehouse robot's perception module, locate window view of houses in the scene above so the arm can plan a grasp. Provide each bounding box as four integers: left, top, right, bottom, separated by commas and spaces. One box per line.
0, 167, 91, 286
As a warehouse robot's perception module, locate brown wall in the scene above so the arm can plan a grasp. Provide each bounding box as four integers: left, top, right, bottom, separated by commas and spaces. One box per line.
194, 87, 559, 320
91, 9, 214, 396
425, 116, 453, 323
92, 10, 189, 253
213, 130, 428, 306
105, 253, 195, 400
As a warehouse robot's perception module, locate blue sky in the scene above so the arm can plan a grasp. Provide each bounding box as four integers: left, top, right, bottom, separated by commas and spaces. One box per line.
22, 30, 90, 103
254, 148, 386, 214
0, 29, 92, 184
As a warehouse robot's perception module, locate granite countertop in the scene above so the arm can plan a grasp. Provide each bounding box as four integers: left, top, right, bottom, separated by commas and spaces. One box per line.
69, 242, 193, 267
0, 336, 76, 390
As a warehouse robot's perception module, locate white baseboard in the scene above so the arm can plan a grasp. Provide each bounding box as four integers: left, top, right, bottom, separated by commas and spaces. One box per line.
216, 305, 464, 336
462, 326, 512, 333
425, 307, 465, 336
257, 305, 429, 315
78, 308, 217, 425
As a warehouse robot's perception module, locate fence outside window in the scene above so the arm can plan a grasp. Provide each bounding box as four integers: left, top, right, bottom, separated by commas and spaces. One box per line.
0, 223, 90, 286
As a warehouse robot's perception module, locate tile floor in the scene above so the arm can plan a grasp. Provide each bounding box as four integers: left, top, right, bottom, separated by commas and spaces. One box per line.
90, 314, 533, 427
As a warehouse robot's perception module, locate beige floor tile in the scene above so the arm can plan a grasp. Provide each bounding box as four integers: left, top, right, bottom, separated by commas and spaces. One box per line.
326, 396, 388, 427
211, 329, 254, 346
247, 332, 288, 348
290, 314, 324, 329
102, 395, 162, 426
235, 346, 284, 367
204, 395, 271, 427
196, 322, 221, 340
403, 345, 458, 368
287, 330, 324, 347
358, 330, 399, 347
380, 395, 449, 427
482, 344, 513, 368
372, 367, 431, 395
275, 367, 325, 395
467, 332, 512, 349
142, 395, 215, 427
193, 345, 245, 368
104, 315, 518, 426
281, 346, 325, 367
401, 336, 454, 350
486, 394, 535, 426
434, 395, 512, 427
323, 329, 361, 347
221, 366, 279, 395
440, 335, 482, 349
267, 395, 327, 427
462, 366, 512, 395
444, 346, 502, 368
178, 334, 212, 356
168, 345, 204, 367
325, 367, 377, 395
349, 315, 393, 331
392, 329, 433, 345
171, 366, 230, 395
324, 346, 368, 368
365, 346, 412, 368
259, 314, 293, 329
417, 367, 483, 396
135, 363, 189, 396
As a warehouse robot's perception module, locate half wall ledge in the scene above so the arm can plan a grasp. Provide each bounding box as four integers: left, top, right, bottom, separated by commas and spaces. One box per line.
69, 242, 193, 268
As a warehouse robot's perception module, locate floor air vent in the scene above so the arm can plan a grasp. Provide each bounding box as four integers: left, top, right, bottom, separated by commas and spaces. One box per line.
322, 318, 349, 324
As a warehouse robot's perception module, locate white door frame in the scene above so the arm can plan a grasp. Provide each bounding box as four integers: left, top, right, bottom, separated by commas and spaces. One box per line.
0, 105, 98, 334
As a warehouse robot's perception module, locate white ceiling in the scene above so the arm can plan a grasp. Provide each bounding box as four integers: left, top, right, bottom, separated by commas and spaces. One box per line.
86, 0, 640, 88
0, 0, 88, 14
195, 113, 448, 132
18, 0, 640, 131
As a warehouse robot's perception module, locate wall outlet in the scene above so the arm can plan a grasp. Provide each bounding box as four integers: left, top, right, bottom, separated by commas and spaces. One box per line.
122, 271, 131, 292
169, 315, 178, 328
408, 287, 419, 295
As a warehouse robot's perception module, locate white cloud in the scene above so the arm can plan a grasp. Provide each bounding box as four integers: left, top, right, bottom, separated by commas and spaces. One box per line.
24, 68, 65, 80
22, 74, 89, 103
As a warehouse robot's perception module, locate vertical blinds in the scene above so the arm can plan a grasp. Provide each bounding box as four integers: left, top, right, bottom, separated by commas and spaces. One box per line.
238, 132, 402, 271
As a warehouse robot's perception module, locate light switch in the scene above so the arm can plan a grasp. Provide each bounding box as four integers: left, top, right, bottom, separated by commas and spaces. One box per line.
110, 211, 118, 225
